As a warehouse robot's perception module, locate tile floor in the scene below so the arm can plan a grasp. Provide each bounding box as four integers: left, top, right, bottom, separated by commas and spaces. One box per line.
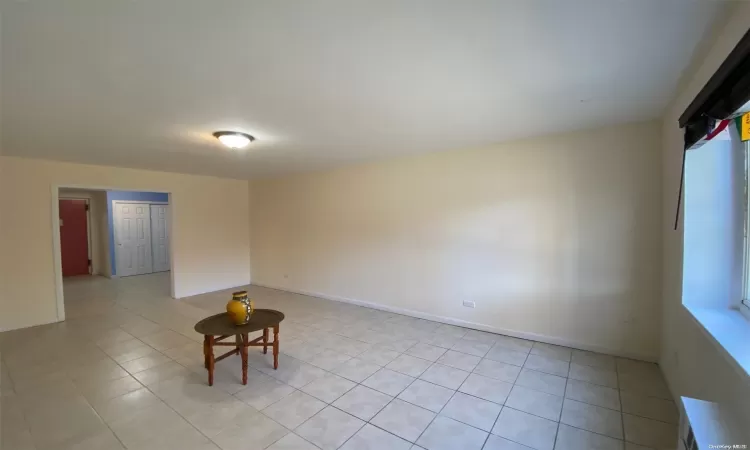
0, 273, 679, 450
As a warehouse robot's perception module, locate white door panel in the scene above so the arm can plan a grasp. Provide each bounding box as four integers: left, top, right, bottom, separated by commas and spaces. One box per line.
115, 203, 153, 276
150, 205, 170, 272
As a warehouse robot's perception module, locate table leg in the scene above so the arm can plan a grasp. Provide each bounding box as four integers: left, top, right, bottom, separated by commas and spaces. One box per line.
241, 333, 248, 385
203, 336, 210, 369
273, 325, 279, 370
235, 334, 241, 355
207, 335, 215, 386
263, 328, 269, 354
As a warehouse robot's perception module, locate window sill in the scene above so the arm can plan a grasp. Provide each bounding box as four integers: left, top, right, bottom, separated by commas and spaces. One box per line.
683, 303, 750, 381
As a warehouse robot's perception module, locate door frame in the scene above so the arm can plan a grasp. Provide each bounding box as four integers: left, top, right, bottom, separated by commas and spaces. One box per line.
112, 200, 169, 277
58, 197, 93, 275
51, 185, 175, 322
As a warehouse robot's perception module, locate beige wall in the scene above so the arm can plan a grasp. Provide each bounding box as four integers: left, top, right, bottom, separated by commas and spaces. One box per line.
250, 121, 663, 360
0, 156, 251, 331
660, 2, 750, 425
58, 188, 108, 276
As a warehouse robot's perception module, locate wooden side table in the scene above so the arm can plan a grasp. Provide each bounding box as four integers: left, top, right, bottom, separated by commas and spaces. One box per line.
194, 309, 285, 386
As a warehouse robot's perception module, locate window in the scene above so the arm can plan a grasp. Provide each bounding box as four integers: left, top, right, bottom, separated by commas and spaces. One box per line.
742, 138, 750, 316
682, 119, 749, 316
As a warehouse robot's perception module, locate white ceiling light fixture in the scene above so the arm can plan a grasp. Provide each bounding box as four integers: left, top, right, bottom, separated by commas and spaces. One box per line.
213, 131, 255, 149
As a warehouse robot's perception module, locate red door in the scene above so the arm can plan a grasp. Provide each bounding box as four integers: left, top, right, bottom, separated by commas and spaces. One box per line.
59, 199, 90, 276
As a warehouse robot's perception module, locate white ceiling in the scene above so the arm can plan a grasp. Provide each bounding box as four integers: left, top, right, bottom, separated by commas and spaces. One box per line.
1, 0, 726, 178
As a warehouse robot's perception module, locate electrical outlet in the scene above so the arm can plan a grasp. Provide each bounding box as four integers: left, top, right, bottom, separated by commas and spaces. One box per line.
463, 300, 476, 308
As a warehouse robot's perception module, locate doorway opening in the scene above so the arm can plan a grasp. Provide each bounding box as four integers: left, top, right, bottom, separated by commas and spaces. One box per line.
53, 186, 174, 322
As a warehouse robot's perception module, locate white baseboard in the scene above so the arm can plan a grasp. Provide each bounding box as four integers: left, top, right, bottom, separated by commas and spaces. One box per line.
252, 282, 658, 362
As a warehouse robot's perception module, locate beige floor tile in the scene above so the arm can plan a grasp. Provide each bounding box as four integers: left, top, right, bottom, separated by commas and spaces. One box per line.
1, 426, 37, 450
129, 428, 221, 450
624, 443, 657, 450
261, 390, 326, 429
105, 340, 160, 364
333, 385, 393, 420
620, 391, 678, 424
132, 360, 192, 386
622, 413, 678, 449
306, 348, 353, 371
300, 372, 356, 403
183, 397, 257, 438
332, 357, 381, 382
483, 434, 536, 449
565, 379, 620, 410
211, 412, 288, 450
440, 391, 502, 431
362, 367, 416, 396
571, 350, 616, 370
66, 358, 130, 383
406, 342, 448, 362
485, 345, 530, 367
141, 330, 195, 352
618, 372, 672, 400
419, 332, 460, 350
386, 354, 433, 377
505, 385, 563, 421
75, 374, 144, 404
416, 416, 488, 450
296, 406, 365, 449
458, 373, 513, 405
436, 350, 481, 371
418, 362, 470, 390
560, 398, 623, 439
554, 423, 623, 450
514, 369, 567, 397
47, 428, 126, 450
530, 343, 572, 362
493, 336, 534, 353
397, 379, 454, 412
108, 401, 195, 449
26, 395, 109, 449
267, 433, 320, 450
234, 370, 296, 409
568, 363, 618, 388
340, 423, 412, 450
91, 387, 163, 423
370, 399, 435, 442
523, 355, 569, 377
267, 433, 319, 450
451, 338, 492, 357
258, 355, 327, 388
120, 353, 172, 374
474, 358, 522, 383
492, 407, 558, 450
356, 346, 402, 366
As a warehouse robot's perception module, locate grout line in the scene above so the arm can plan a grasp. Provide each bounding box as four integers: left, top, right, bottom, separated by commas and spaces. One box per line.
616, 363, 627, 446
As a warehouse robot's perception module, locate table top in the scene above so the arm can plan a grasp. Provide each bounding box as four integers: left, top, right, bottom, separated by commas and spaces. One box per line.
194, 309, 285, 336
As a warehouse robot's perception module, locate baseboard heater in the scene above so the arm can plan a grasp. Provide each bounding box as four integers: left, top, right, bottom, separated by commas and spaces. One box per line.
679, 397, 747, 450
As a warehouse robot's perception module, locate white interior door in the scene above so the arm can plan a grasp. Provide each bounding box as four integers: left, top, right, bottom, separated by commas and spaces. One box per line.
150, 204, 170, 272
115, 203, 153, 276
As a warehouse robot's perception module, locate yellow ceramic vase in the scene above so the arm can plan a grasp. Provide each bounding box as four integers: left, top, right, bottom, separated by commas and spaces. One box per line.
226, 291, 254, 325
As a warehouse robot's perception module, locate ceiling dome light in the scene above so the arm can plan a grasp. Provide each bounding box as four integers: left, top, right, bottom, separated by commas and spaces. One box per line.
213, 131, 255, 149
